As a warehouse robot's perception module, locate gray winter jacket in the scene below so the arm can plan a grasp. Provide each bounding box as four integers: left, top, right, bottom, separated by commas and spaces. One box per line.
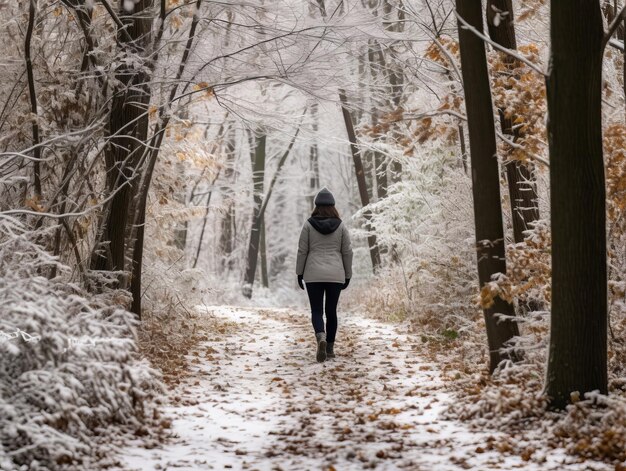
296, 217, 353, 283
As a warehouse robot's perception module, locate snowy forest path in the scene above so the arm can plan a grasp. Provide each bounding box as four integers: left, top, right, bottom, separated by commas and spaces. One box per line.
116, 306, 591, 470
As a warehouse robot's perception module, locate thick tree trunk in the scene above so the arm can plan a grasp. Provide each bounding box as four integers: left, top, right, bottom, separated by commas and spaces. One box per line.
456, 0, 520, 373
242, 134, 266, 298
91, 0, 152, 276
544, 0, 607, 409
339, 90, 382, 272
486, 0, 540, 244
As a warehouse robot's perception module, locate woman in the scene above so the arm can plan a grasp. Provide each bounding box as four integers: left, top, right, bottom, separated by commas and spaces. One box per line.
296, 187, 353, 363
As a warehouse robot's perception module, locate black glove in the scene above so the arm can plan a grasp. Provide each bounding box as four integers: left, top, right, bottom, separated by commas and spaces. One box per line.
297, 275, 304, 290
342, 278, 350, 290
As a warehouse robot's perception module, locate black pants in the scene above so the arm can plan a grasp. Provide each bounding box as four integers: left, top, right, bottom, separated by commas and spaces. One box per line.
305, 282, 343, 343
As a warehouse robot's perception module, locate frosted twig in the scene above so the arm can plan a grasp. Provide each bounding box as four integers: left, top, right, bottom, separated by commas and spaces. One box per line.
603, 5, 626, 52
608, 38, 624, 52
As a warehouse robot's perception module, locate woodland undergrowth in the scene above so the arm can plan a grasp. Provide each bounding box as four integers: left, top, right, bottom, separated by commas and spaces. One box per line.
345, 124, 626, 466
0, 220, 166, 471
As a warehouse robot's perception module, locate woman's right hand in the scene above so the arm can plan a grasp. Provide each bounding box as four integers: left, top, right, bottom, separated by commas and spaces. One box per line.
342, 278, 350, 290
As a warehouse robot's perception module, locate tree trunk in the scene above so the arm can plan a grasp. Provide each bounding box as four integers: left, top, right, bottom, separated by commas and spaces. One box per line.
192, 170, 221, 269
242, 134, 266, 298
91, 0, 152, 277
25, 0, 42, 199
456, 0, 520, 373
339, 90, 382, 272
308, 103, 320, 211
260, 218, 269, 288
368, 40, 389, 200
457, 123, 468, 173
544, 0, 607, 409
486, 0, 540, 244
270, 191, 288, 282
220, 127, 237, 271
384, 0, 404, 182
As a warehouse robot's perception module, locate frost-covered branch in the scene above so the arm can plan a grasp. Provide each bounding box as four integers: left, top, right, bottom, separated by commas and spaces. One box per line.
455, 10, 546, 76
603, 4, 626, 51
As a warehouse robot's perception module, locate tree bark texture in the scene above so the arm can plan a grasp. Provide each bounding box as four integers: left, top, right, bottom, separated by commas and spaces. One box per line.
92, 0, 152, 275
545, 0, 607, 409
456, 0, 520, 373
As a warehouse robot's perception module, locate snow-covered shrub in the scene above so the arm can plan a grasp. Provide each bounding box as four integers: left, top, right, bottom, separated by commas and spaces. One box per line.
346, 148, 480, 342
553, 391, 626, 463
0, 217, 165, 470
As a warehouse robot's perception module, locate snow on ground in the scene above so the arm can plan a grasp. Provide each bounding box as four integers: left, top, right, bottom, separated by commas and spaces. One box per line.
115, 306, 611, 470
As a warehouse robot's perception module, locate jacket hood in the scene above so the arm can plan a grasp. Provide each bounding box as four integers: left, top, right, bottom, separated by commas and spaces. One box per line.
308, 217, 342, 235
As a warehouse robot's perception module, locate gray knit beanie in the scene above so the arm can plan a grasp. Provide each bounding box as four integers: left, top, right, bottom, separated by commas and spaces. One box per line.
314, 187, 335, 206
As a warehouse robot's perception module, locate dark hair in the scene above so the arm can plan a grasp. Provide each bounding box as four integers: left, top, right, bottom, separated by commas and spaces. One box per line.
312, 205, 340, 218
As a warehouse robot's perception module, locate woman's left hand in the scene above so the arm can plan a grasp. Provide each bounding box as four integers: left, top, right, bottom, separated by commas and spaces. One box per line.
297, 275, 304, 290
